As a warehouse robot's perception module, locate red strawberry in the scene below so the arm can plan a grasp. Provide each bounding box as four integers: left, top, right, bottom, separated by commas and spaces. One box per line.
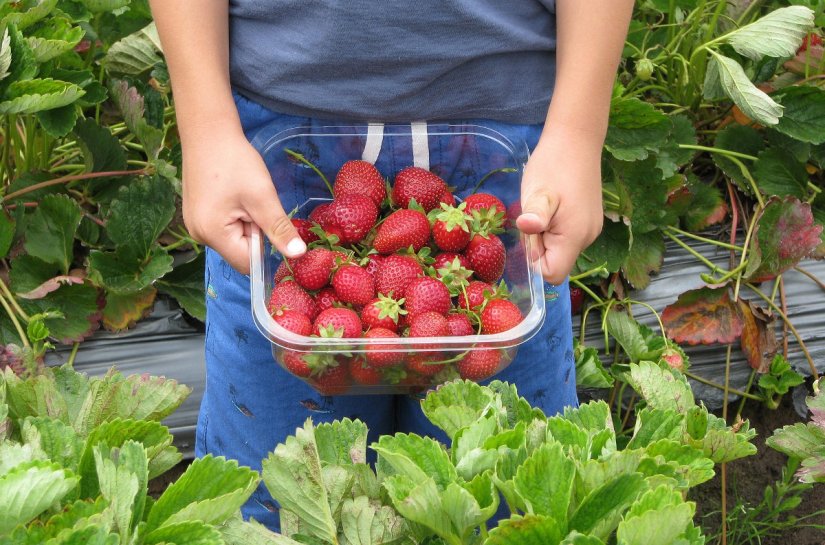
392, 166, 447, 211
464, 234, 505, 283
406, 353, 445, 377
312, 364, 350, 395
570, 286, 585, 315
315, 286, 340, 313
332, 264, 376, 306
313, 307, 362, 338
457, 349, 501, 380
446, 313, 475, 336
325, 194, 378, 244
363, 254, 384, 278
308, 202, 332, 224
480, 299, 523, 334
364, 327, 404, 367
289, 248, 335, 291
798, 33, 823, 54
292, 218, 320, 244
409, 311, 450, 337
433, 253, 473, 296
458, 280, 493, 311
375, 254, 423, 298
431, 203, 471, 252
274, 261, 291, 283
464, 193, 506, 215
373, 209, 430, 254
272, 308, 312, 336
440, 190, 456, 207
404, 277, 452, 317
283, 351, 313, 377
269, 280, 318, 320
661, 347, 686, 371
362, 294, 406, 332
348, 356, 383, 385
334, 160, 387, 206
465, 193, 506, 233
433, 252, 470, 272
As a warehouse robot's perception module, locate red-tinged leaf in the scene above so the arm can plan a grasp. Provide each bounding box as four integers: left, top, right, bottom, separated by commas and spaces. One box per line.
662, 287, 744, 345
102, 287, 157, 332
745, 196, 824, 282
19, 283, 103, 344
737, 298, 778, 373
17, 275, 85, 299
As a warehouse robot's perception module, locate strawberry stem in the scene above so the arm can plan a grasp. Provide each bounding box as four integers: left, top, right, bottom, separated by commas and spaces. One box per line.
284, 148, 334, 196
470, 167, 517, 194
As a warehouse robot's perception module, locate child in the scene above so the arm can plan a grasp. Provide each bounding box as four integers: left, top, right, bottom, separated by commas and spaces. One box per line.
149, 0, 633, 529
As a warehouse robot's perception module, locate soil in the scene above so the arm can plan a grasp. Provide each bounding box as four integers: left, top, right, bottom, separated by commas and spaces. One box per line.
148, 460, 191, 499
691, 389, 825, 545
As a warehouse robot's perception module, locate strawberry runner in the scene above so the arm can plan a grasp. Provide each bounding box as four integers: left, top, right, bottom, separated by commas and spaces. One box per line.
197, 90, 578, 530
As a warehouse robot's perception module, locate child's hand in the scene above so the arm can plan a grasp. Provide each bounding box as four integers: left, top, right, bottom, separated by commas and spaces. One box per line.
516, 127, 604, 285
181, 127, 306, 274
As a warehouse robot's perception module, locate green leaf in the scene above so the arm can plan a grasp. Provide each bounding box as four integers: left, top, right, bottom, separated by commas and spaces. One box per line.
20, 416, 82, 471
767, 422, 825, 465
0, 25, 36, 97
0, 78, 85, 114
611, 158, 671, 234
574, 341, 613, 389
0, 461, 79, 534
725, 6, 815, 61
706, 52, 783, 126
18, 282, 102, 344
109, 78, 164, 159
104, 22, 162, 74
73, 117, 128, 174
712, 124, 765, 194
372, 433, 457, 490
339, 496, 410, 545
569, 473, 647, 541
627, 361, 694, 413
617, 487, 695, 545
261, 420, 338, 544
688, 412, 757, 463
643, 440, 716, 488
606, 310, 660, 363
605, 97, 671, 161
101, 287, 157, 332
514, 442, 575, 524
88, 246, 174, 294
22, 194, 82, 273
627, 408, 684, 449
382, 475, 454, 541
622, 229, 665, 289
220, 515, 305, 545
1, 29, 13, 81
752, 148, 809, 198
0, 0, 58, 30
144, 520, 224, 545
26, 16, 84, 62
774, 86, 825, 145
94, 441, 147, 539
79, 0, 131, 13
36, 103, 78, 138
147, 455, 259, 531
655, 115, 698, 177
107, 175, 176, 258
486, 514, 564, 545
420, 380, 497, 440
680, 177, 729, 232
486, 380, 542, 429
575, 220, 630, 275
156, 252, 206, 321
3, 367, 68, 422
0, 210, 15, 260
453, 415, 498, 475
561, 532, 606, 545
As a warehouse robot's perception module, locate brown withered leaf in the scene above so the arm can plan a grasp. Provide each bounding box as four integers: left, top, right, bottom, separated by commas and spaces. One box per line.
737, 298, 778, 373
662, 286, 744, 345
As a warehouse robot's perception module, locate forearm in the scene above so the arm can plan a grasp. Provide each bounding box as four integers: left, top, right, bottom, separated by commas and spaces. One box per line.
545, 0, 634, 140
148, 0, 242, 146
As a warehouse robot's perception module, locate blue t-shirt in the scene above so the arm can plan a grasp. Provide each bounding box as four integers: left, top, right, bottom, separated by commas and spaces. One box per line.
228, 1, 557, 124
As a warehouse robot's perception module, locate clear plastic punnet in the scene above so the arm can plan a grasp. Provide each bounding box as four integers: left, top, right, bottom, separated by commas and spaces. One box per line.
249, 123, 546, 395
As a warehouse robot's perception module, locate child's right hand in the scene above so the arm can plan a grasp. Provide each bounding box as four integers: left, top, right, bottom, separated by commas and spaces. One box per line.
181, 127, 307, 274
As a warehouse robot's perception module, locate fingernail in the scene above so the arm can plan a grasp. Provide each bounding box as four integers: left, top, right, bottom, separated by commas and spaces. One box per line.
285, 237, 306, 258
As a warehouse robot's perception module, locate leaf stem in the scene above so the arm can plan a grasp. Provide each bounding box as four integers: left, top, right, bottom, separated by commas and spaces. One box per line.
470, 167, 517, 194
683, 369, 762, 400
793, 265, 825, 292
2, 169, 148, 202
66, 342, 80, 368
283, 148, 333, 196
0, 276, 30, 322
663, 230, 729, 274
0, 292, 30, 348
665, 226, 743, 251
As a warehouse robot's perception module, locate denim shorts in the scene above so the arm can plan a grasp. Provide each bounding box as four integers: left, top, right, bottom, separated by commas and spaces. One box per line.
195, 91, 578, 530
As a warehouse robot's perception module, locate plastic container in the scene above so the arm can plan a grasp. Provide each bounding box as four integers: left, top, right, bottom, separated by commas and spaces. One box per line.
250, 123, 545, 394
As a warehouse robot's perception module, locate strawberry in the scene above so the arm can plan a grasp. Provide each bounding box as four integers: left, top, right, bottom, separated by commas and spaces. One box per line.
433, 252, 470, 272
362, 294, 406, 332
457, 349, 501, 380
569, 286, 585, 315
313, 307, 362, 338
289, 248, 335, 291
272, 308, 312, 336
798, 33, 823, 54
274, 261, 292, 283
311, 363, 350, 395
661, 346, 687, 371
446, 313, 475, 336
283, 351, 313, 377
308, 202, 332, 224
404, 277, 452, 317
364, 327, 404, 367
375, 254, 423, 298
406, 353, 445, 377
433, 253, 473, 296
464, 234, 505, 283
464, 192, 506, 215
431, 203, 471, 252
325, 194, 378, 244
480, 299, 523, 334
409, 311, 449, 337
440, 190, 456, 207
465, 193, 506, 234
458, 280, 493, 311
392, 166, 447, 211
315, 286, 340, 313
332, 264, 376, 306
348, 356, 383, 385
334, 160, 387, 206
292, 218, 320, 244
363, 254, 384, 278
269, 280, 318, 320
373, 208, 430, 254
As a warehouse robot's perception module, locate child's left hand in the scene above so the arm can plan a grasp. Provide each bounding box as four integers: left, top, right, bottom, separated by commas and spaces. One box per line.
516, 125, 605, 285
